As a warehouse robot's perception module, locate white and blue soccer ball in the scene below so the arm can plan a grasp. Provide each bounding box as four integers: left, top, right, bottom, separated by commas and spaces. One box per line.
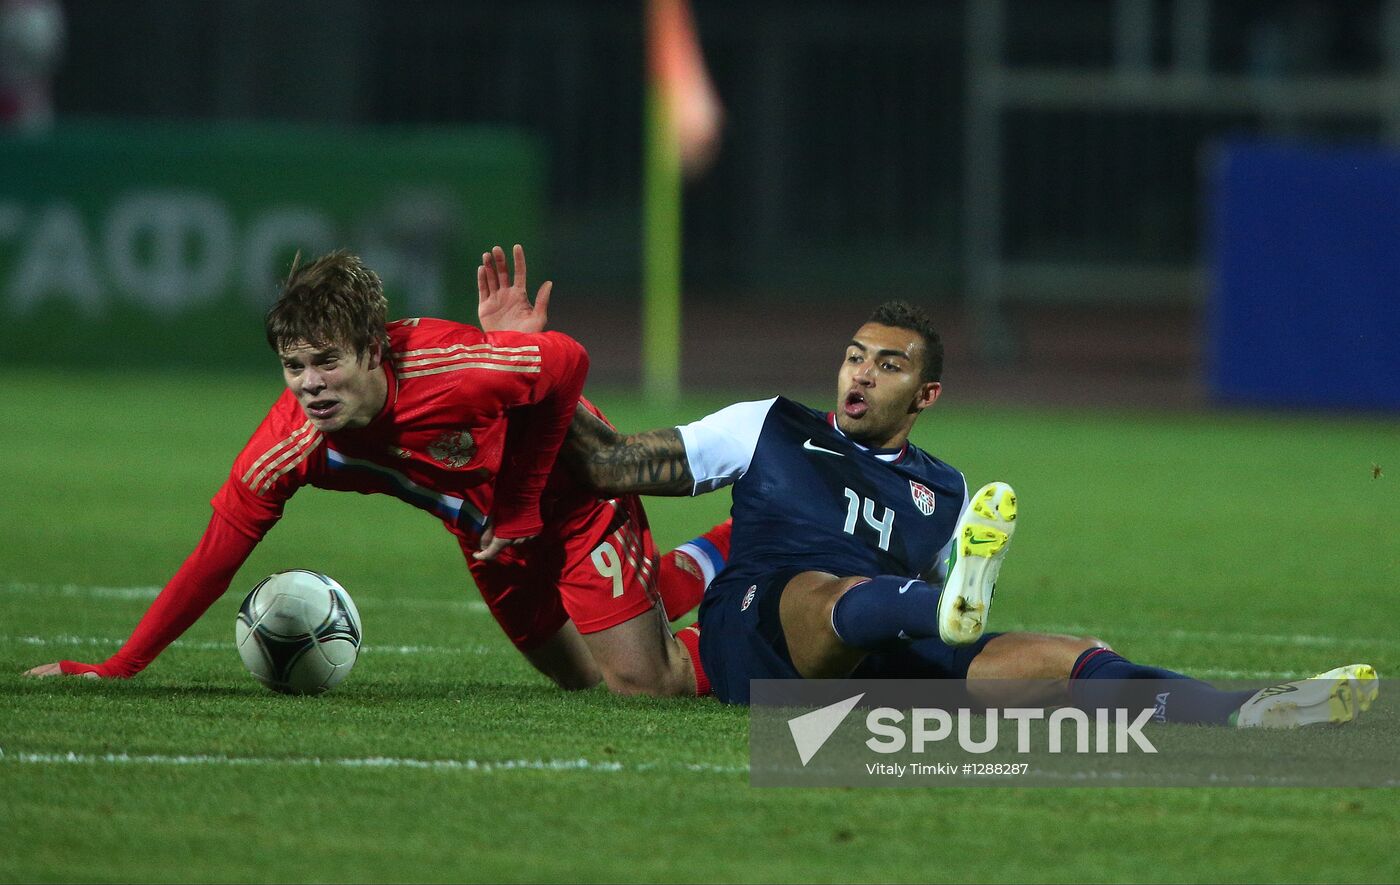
235, 570, 362, 695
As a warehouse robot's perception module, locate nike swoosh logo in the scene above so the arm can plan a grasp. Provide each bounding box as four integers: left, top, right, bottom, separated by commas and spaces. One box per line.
802, 439, 844, 457
897, 580, 917, 594
969, 538, 996, 545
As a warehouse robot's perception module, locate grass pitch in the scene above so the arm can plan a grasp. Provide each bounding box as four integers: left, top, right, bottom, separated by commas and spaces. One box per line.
2, 371, 1398, 884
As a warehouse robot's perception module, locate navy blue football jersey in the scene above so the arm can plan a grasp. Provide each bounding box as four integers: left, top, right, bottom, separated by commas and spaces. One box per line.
677, 396, 969, 599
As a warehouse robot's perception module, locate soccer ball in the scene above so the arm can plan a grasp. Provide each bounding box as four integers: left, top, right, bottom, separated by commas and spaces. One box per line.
235, 570, 363, 695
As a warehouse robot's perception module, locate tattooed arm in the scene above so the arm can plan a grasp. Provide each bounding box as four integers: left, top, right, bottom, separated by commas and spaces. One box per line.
564, 404, 695, 497
568, 397, 776, 499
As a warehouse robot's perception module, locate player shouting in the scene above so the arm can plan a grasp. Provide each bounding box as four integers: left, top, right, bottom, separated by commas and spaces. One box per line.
563, 300, 1378, 727
25, 247, 720, 697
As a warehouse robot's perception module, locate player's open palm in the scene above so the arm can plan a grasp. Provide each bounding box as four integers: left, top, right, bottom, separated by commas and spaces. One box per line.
477, 244, 552, 334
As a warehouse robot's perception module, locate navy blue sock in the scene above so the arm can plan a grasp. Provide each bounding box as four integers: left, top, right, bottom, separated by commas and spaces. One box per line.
1070, 648, 1255, 726
854, 633, 1000, 680
830, 575, 940, 652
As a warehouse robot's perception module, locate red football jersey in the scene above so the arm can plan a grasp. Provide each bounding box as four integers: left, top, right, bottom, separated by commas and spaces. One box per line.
59, 318, 595, 679
213, 318, 589, 543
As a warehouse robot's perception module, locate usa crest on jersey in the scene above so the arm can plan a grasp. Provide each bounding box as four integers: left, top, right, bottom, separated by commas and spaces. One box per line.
909, 480, 937, 516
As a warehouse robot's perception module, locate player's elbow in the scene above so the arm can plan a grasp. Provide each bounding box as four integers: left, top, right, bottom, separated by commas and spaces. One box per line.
560, 445, 611, 495
562, 429, 630, 496
583, 465, 634, 499
545, 331, 589, 379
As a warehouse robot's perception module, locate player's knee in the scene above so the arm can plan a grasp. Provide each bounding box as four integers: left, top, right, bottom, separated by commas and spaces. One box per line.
801, 574, 873, 631
1014, 633, 1112, 681
521, 635, 603, 691
552, 668, 604, 691
602, 671, 657, 696
1080, 635, 1111, 653
597, 641, 695, 697
539, 658, 602, 691
601, 663, 690, 698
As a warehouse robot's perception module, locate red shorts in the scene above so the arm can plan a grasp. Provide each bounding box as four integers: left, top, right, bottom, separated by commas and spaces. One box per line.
462, 494, 662, 650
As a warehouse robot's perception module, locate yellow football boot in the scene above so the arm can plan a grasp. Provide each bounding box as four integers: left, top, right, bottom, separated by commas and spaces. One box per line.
1235, 664, 1380, 728
938, 481, 1017, 645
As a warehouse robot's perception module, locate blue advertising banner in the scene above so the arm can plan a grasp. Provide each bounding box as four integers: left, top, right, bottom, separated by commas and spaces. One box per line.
1209, 141, 1400, 410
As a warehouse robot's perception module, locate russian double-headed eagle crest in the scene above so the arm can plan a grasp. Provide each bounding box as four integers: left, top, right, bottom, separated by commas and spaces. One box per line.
428, 430, 477, 468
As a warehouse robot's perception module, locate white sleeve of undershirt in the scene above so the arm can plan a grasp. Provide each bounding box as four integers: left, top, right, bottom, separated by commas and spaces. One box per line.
675, 397, 779, 496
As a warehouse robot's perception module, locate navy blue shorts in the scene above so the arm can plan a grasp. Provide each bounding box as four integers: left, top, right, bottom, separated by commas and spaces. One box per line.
698, 567, 1000, 705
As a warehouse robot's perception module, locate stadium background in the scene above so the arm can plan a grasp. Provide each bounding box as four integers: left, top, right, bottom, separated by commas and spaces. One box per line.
8, 0, 1396, 405
3, 2, 1398, 884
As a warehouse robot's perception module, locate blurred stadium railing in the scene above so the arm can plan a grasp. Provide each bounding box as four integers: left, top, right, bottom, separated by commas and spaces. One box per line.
965, 0, 1400, 357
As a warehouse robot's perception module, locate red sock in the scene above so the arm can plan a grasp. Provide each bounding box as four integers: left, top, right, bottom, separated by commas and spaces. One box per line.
656, 551, 705, 620
656, 519, 732, 620
674, 622, 711, 697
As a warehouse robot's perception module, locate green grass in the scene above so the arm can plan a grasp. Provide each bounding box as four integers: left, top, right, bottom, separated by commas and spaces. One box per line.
2, 371, 1398, 884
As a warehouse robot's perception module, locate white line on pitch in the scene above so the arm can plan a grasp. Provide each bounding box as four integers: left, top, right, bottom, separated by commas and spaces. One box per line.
2, 635, 497, 656
0, 582, 163, 600
0, 581, 491, 612
1189, 668, 1309, 680
2, 750, 1389, 786
997, 622, 1388, 649
0, 749, 748, 776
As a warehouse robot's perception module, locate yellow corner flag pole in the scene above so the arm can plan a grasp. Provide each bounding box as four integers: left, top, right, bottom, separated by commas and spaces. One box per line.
642, 65, 683, 404
643, 0, 721, 405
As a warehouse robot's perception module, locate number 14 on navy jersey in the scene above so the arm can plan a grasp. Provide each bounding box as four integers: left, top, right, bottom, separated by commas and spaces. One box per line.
676, 397, 969, 589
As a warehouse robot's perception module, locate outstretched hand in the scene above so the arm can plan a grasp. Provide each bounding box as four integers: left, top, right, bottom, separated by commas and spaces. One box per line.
476, 244, 552, 334
24, 661, 98, 678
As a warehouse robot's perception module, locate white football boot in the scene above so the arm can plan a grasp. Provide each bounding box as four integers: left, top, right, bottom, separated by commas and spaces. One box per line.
938, 481, 1017, 645
1235, 664, 1380, 728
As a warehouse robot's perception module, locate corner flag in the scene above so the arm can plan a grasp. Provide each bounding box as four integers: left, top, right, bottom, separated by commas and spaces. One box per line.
643, 0, 722, 402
